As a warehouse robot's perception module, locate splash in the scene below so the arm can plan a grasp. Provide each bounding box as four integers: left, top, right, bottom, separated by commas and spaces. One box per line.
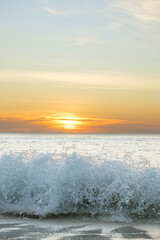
0, 151, 160, 221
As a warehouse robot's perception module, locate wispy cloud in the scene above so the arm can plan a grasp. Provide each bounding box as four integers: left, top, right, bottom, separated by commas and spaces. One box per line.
108, 0, 160, 23
74, 36, 93, 46
106, 22, 123, 30
44, 7, 84, 16
37, 0, 48, 4
100, 0, 160, 41
0, 116, 159, 133
0, 69, 156, 90
44, 7, 68, 16
0, 117, 53, 133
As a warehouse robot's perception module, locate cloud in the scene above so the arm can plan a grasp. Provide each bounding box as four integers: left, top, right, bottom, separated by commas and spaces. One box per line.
74, 36, 93, 46
44, 7, 84, 16
106, 22, 123, 30
0, 69, 156, 90
0, 117, 54, 133
0, 116, 159, 133
108, 0, 160, 23
75, 117, 160, 134
99, 0, 160, 41
44, 7, 68, 16
37, 0, 48, 4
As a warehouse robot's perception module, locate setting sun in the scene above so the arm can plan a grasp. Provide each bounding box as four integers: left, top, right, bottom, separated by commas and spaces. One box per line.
54, 117, 82, 130
61, 120, 78, 129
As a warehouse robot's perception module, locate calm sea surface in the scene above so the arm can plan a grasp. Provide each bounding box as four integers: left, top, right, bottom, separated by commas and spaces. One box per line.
0, 133, 160, 167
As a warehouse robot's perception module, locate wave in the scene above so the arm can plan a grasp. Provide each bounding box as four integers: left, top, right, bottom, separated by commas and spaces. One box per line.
0, 151, 160, 221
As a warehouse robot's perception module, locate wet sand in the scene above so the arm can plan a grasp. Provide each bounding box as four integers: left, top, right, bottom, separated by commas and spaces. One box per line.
0, 215, 160, 240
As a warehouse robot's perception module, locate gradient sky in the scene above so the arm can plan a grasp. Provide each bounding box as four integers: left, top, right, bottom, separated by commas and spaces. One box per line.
0, 0, 160, 133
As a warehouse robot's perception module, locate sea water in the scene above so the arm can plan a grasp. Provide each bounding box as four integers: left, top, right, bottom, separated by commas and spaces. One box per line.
0, 133, 160, 222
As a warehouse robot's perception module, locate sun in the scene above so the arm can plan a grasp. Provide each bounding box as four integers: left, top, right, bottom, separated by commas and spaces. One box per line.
61, 120, 78, 129
52, 115, 82, 131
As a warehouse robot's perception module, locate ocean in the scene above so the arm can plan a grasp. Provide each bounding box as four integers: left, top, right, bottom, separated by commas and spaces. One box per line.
0, 133, 160, 239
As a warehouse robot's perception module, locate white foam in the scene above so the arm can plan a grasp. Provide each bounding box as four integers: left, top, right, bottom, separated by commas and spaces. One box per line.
0, 150, 160, 220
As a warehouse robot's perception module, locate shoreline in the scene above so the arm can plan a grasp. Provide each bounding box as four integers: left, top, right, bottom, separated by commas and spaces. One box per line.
0, 215, 160, 239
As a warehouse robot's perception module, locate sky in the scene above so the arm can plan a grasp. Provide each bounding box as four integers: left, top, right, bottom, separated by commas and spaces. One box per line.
0, 0, 160, 133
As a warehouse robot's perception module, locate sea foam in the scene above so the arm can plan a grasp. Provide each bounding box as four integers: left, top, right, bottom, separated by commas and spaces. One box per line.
0, 151, 160, 221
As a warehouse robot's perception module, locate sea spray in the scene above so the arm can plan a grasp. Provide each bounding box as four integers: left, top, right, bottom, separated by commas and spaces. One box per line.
0, 151, 160, 220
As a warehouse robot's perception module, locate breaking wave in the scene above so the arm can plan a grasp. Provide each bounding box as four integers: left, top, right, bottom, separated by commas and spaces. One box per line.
0, 151, 160, 221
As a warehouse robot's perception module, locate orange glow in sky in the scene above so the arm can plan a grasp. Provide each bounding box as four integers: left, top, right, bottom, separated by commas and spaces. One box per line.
59, 119, 80, 129
0, 1, 160, 133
